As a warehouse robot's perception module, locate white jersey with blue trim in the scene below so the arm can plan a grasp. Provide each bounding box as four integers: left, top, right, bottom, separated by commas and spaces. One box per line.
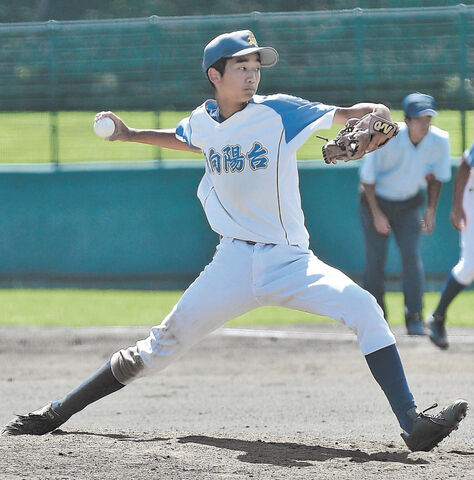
176, 94, 336, 247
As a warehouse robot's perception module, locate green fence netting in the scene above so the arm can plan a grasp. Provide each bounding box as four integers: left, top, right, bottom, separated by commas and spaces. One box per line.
0, 5, 472, 162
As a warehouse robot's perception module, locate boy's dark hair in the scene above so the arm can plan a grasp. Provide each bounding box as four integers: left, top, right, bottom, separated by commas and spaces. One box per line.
206, 57, 228, 88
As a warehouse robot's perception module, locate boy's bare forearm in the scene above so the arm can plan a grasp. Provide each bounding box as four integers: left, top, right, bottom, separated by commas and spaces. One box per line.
333, 103, 391, 125
452, 160, 470, 211
426, 177, 442, 212
362, 183, 383, 217
126, 129, 201, 153
95, 111, 201, 153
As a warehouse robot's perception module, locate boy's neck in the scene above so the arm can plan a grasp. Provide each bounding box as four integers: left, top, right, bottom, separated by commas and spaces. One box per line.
216, 95, 250, 121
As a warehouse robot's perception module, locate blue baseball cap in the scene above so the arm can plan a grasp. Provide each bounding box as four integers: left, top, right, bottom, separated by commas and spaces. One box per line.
202, 30, 279, 72
402, 93, 437, 117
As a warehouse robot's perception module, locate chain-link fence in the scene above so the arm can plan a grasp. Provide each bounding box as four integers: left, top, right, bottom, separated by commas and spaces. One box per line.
0, 5, 472, 163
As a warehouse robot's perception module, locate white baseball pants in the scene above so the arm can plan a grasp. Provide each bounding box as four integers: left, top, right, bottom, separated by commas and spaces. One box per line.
111, 237, 396, 384
452, 173, 474, 285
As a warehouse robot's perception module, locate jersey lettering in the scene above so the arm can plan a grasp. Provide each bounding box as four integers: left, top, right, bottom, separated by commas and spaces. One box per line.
248, 142, 269, 170
223, 145, 245, 173
207, 143, 269, 174
207, 148, 222, 174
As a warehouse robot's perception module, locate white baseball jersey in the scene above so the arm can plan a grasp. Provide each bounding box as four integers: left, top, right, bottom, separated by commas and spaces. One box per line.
359, 123, 451, 201
176, 94, 336, 247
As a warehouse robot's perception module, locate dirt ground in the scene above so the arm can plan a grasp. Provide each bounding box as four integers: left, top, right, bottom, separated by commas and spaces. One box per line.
0, 323, 473, 480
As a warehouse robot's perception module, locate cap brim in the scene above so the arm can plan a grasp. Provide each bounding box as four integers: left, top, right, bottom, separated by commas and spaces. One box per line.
412, 109, 437, 117
230, 46, 279, 67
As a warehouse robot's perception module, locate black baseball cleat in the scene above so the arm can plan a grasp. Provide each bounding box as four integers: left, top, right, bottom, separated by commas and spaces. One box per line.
1, 403, 67, 436
401, 399, 468, 452
427, 314, 449, 350
405, 313, 426, 336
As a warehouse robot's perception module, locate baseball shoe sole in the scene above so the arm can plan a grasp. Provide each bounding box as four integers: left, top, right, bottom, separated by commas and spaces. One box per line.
401, 399, 468, 452
2, 403, 67, 436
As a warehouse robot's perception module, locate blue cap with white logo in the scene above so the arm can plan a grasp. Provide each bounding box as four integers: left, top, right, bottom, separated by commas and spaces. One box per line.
402, 93, 437, 117
202, 30, 279, 72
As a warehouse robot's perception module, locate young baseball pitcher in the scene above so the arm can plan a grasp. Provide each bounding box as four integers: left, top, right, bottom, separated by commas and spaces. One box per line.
3, 30, 467, 452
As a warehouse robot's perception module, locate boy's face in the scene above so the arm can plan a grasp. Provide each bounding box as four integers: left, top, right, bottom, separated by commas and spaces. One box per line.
405, 115, 432, 139
211, 53, 261, 103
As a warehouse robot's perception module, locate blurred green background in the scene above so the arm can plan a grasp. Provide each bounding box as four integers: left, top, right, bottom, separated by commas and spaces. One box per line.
0, 110, 472, 164
0, 5, 472, 164
0, 289, 471, 326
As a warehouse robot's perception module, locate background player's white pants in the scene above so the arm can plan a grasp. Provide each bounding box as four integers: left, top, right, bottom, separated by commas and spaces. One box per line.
452, 174, 474, 285
111, 238, 395, 384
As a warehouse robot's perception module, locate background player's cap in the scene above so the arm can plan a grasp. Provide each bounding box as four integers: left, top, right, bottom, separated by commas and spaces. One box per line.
402, 93, 437, 117
202, 30, 279, 72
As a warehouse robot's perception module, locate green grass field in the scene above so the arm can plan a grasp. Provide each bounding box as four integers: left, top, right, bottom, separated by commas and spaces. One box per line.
0, 110, 472, 164
0, 289, 472, 327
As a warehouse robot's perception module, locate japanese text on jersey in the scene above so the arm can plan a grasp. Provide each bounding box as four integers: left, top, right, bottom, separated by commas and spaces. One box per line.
206, 142, 269, 174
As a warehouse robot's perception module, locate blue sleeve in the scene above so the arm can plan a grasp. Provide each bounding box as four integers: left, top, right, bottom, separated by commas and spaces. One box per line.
175, 116, 197, 149
253, 94, 336, 144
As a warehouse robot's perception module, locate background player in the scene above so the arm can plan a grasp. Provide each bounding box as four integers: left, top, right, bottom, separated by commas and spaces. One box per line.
2, 30, 467, 451
427, 142, 474, 349
358, 93, 451, 335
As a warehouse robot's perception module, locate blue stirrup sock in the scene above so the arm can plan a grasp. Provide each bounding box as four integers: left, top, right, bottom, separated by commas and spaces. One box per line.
51, 349, 417, 433
52, 361, 125, 419
365, 344, 416, 433
433, 272, 466, 318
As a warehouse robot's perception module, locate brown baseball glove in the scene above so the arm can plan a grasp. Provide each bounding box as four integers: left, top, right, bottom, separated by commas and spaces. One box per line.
322, 113, 399, 164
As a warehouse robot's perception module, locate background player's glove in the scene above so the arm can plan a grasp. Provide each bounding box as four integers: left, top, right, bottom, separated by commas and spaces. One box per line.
322, 113, 399, 164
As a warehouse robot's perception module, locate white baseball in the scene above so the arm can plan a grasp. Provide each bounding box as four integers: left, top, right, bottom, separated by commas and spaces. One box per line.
94, 116, 116, 138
